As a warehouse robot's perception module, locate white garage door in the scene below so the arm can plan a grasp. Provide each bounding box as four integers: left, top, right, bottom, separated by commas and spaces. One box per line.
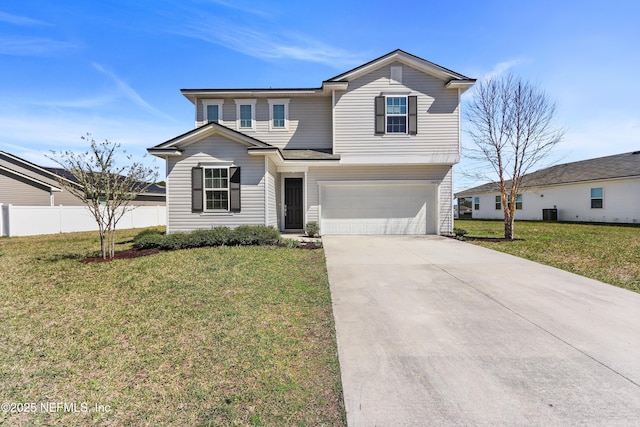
320, 182, 437, 235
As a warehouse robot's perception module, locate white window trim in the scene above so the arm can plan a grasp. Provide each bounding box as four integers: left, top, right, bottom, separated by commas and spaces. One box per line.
590, 187, 604, 209
202, 99, 223, 125
235, 99, 257, 131
385, 95, 408, 135
268, 98, 289, 131
203, 166, 230, 213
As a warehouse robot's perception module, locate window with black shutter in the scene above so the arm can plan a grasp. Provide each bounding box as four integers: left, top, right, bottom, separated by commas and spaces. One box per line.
374, 95, 417, 135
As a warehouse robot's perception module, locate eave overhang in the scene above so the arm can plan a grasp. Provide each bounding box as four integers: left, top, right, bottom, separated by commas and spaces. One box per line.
446, 79, 476, 93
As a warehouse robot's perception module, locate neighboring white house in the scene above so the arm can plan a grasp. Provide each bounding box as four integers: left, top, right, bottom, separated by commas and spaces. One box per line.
148, 50, 476, 235
455, 151, 640, 224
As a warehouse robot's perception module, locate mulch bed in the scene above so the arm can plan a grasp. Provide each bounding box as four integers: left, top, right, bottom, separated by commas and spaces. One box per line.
80, 248, 160, 263
80, 242, 321, 263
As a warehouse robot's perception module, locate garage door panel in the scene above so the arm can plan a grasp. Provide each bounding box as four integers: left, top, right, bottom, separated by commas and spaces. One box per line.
320, 183, 437, 235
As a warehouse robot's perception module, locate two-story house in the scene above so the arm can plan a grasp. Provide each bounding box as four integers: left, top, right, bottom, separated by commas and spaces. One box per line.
147, 49, 475, 235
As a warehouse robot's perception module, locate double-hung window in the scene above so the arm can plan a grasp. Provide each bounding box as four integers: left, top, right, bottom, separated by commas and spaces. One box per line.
386, 97, 407, 133
474, 197, 480, 210
203, 100, 222, 124
591, 187, 603, 208
235, 99, 256, 130
496, 194, 523, 210
375, 95, 417, 135
204, 168, 229, 211
268, 99, 289, 130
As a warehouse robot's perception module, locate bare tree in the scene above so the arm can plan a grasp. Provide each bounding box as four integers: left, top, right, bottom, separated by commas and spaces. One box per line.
465, 74, 564, 240
48, 134, 158, 258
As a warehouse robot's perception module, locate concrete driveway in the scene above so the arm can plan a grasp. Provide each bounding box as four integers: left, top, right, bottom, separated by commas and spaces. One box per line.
323, 235, 640, 426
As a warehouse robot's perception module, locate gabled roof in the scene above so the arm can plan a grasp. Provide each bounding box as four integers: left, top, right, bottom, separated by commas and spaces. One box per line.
180, 49, 475, 103
42, 167, 165, 197
326, 49, 475, 87
455, 151, 640, 197
0, 150, 77, 187
148, 121, 272, 155
0, 164, 62, 192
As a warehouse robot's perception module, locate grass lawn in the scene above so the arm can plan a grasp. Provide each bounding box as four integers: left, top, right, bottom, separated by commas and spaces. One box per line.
0, 229, 345, 426
455, 219, 640, 293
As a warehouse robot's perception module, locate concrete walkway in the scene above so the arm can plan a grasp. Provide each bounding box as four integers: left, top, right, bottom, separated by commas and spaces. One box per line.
323, 235, 640, 426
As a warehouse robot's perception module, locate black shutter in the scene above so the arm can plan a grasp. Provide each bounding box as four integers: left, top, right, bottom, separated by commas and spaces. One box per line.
191, 167, 203, 213
408, 96, 417, 135
375, 96, 385, 134
229, 166, 241, 212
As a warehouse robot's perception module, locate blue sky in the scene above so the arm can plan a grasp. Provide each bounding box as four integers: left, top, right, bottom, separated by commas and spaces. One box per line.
1, 0, 638, 190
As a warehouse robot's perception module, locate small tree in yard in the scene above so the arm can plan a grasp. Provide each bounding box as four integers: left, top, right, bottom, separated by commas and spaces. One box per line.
49, 134, 158, 259
465, 74, 564, 240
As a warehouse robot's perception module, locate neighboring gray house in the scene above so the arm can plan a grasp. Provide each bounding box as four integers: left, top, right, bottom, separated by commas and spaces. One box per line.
148, 50, 475, 235
0, 150, 166, 207
455, 151, 640, 223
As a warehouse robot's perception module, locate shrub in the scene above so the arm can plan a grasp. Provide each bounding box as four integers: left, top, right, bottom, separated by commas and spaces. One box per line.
231, 225, 280, 246
305, 221, 320, 237
132, 225, 281, 250
453, 227, 468, 241
133, 233, 165, 250
133, 228, 164, 242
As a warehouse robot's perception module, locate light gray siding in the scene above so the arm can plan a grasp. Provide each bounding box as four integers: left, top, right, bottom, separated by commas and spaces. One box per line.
166, 136, 266, 232
196, 97, 332, 150
0, 173, 51, 206
334, 61, 460, 156
266, 158, 278, 228
306, 164, 453, 234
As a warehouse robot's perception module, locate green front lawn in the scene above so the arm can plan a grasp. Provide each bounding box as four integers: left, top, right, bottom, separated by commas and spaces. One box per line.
0, 229, 345, 426
455, 219, 640, 293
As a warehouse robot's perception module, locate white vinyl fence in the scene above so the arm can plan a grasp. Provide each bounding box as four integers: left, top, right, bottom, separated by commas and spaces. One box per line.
0, 204, 166, 237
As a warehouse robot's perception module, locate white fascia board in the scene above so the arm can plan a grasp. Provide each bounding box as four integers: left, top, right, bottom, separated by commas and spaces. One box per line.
446, 80, 476, 93
339, 153, 460, 165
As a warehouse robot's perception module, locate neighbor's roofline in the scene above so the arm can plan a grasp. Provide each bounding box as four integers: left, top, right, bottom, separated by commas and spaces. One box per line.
0, 164, 63, 192
0, 150, 78, 187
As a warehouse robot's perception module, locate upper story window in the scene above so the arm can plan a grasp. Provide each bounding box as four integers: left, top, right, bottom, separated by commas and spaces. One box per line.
375, 95, 417, 135
591, 187, 603, 208
386, 97, 407, 133
234, 99, 256, 130
203, 100, 222, 124
268, 99, 289, 131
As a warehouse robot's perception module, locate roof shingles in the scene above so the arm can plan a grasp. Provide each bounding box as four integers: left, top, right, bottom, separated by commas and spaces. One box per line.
455, 151, 640, 197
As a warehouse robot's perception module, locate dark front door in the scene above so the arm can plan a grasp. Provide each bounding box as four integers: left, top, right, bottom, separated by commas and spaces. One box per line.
285, 178, 303, 229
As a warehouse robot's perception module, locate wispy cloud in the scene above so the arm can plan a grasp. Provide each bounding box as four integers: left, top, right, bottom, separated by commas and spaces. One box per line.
0, 11, 46, 26
205, 0, 271, 18
92, 63, 176, 121
0, 37, 80, 57
176, 22, 362, 68
479, 58, 532, 81
27, 95, 118, 109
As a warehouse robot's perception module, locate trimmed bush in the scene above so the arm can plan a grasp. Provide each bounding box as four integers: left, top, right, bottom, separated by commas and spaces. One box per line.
133, 228, 164, 242
132, 225, 281, 250
305, 221, 320, 237
132, 233, 165, 250
231, 225, 281, 246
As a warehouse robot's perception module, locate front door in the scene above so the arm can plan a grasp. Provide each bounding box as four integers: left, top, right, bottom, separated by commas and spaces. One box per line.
284, 178, 303, 229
